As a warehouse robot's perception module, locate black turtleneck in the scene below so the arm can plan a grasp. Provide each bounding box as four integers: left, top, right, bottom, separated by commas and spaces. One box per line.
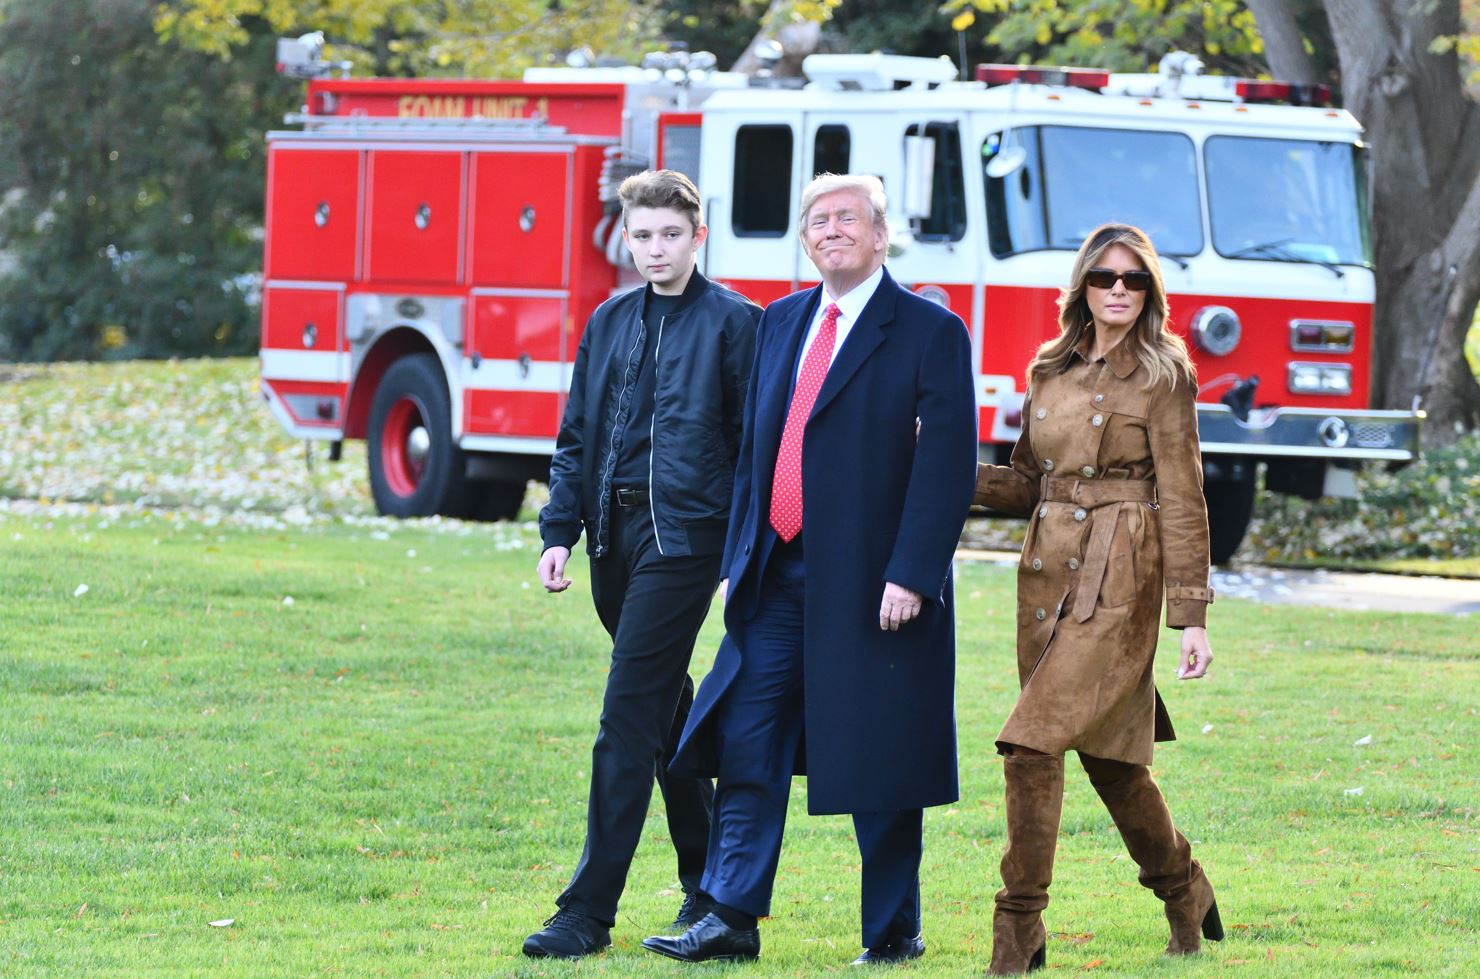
611, 271, 707, 487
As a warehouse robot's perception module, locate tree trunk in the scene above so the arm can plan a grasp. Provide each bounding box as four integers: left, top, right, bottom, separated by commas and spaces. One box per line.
1320, 0, 1480, 445
730, 0, 821, 76
1245, 0, 1320, 83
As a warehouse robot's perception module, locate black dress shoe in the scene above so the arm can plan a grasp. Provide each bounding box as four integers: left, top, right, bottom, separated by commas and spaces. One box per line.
522, 908, 611, 959
671, 889, 714, 931
851, 933, 925, 965
643, 912, 760, 962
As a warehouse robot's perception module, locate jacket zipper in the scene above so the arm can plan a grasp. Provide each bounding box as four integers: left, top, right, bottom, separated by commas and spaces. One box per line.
647, 314, 667, 556
600, 320, 645, 556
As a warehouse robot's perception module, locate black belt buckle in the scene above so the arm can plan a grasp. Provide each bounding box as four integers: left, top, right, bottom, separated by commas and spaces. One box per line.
615, 487, 648, 507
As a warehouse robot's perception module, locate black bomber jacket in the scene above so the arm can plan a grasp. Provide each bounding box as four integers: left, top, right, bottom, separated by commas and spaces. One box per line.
539, 271, 759, 558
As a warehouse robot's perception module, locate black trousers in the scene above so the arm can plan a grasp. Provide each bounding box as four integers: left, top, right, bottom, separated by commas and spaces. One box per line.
557, 501, 721, 925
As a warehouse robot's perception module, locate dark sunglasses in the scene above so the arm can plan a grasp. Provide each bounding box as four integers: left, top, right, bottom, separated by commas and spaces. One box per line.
1086, 267, 1152, 292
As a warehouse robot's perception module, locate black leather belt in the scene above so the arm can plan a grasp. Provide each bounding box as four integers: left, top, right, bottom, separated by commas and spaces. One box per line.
614, 486, 650, 507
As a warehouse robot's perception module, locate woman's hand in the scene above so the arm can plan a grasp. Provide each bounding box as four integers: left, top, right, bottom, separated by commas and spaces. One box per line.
1177, 626, 1213, 679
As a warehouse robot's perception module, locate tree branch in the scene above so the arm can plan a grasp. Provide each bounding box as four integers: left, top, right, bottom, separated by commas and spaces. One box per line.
1245, 0, 1319, 83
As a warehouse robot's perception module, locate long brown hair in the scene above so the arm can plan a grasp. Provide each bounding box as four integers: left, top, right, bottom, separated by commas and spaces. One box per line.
1028, 223, 1195, 390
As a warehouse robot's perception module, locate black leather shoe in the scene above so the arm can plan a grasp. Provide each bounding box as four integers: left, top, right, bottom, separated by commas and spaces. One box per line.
643, 912, 760, 962
851, 933, 925, 965
522, 908, 611, 959
671, 890, 714, 931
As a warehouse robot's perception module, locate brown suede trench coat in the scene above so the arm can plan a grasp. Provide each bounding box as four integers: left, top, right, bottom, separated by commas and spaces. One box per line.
973, 336, 1213, 765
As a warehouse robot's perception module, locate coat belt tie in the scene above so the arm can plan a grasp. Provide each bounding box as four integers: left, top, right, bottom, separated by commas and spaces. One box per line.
1039, 477, 1157, 623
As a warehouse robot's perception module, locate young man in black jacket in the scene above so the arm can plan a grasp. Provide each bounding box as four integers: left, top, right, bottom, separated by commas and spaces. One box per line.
524, 170, 760, 959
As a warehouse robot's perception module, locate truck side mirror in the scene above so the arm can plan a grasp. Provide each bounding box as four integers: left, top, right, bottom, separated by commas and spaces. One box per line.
985, 145, 1026, 179
903, 135, 936, 220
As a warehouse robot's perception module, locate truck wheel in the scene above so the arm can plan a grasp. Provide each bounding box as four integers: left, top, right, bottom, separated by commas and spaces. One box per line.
466, 479, 528, 522
1203, 458, 1256, 566
367, 353, 468, 517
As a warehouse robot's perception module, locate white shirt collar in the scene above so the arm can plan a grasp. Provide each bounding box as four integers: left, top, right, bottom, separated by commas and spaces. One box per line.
823, 264, 885, 325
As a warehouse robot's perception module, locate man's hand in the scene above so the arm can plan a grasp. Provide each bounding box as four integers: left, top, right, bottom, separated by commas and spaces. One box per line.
1176, 626, 1213, 679
537, 546, 573, 593
718, 577, 729, 604
879, 582, 923, 631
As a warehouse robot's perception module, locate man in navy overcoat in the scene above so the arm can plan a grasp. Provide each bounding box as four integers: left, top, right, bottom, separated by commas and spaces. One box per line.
643, 174, 977, 966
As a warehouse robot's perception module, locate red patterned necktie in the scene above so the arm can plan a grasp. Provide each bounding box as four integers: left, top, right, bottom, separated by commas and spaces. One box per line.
770, 303, 840, 542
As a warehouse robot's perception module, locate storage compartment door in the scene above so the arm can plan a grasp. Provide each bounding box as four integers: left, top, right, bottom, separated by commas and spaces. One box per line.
265, 148, 360, 281
367, 150, 464, 284
469, 151, 570, 289
464, 293, 565, 437
260, 285, 348, 432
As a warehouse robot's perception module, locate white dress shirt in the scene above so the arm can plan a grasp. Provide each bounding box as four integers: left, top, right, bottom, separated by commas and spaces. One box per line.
793, 265, 884, 383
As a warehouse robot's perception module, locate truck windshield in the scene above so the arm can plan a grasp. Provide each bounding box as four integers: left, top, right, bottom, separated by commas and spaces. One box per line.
983, 126, 1202, 258
1205, 136, 1370, 267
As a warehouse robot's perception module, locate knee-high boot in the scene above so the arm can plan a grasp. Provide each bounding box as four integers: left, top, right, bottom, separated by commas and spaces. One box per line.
988, 752, 1064, 975
1079, 754, 1223, 955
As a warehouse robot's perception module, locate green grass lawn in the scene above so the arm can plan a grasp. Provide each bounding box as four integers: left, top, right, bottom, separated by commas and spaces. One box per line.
2, 509, 1476, 977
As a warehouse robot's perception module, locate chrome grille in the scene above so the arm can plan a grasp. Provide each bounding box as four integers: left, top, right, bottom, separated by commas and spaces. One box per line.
1352, 423, 1393, 448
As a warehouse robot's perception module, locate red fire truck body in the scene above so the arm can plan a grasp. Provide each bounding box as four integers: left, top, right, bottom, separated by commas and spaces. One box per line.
260, 52, 1421, 559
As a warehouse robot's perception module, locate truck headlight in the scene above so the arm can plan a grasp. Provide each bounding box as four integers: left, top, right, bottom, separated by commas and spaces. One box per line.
1287, 362, 1353, 396
1191, 305, 1241, 357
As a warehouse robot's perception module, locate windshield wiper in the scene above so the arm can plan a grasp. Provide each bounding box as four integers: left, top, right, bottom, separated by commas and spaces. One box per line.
1228, 238, 1345, 279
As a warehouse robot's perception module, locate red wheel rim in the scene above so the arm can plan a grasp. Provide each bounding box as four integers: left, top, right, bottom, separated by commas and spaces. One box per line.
381, 396, 429, 498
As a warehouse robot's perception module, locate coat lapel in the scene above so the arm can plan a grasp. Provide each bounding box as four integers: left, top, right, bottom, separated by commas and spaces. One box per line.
809, 267, 897, 420
755, 287, 823, 492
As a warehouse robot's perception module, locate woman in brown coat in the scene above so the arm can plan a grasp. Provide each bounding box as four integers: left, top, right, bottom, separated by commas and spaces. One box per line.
974, 223, 1221, 974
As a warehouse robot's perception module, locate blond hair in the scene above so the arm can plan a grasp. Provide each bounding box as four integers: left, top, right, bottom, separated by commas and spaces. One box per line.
1029, 223, 1195, 390
798, 173, 889, 237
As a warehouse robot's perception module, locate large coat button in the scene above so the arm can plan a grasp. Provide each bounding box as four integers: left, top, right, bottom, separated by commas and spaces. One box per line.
1042, 459, 1055, 471
1073, 507, 1087, 522
1068, 557, 1081, 570
1091, 413, 1104, 427
1038, 506, 1048, 518
1081, 466, 1095, 478
1035, 608, 1047, 621
1035, 407, 1047, 420
1094, 394, 1105, 403
1031, 558, 1043, 571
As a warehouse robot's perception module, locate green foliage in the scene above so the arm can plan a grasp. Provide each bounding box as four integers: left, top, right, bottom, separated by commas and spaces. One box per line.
939, 0, 1274, 75
1247, 433, 1480, 562
156, 0, 660, 77
0, 0, 295, 361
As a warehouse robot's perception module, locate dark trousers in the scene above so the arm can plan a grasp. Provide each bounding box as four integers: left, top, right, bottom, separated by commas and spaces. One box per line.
701, 538, 924, 947
557, 502, 721, 925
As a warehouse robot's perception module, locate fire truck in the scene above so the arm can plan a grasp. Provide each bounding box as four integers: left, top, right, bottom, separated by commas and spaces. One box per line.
259, 36, 1421, 562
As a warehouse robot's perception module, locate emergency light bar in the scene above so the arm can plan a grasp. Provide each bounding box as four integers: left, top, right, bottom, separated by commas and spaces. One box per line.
1235, 79, 1334, 107
976, 64, 1111, 90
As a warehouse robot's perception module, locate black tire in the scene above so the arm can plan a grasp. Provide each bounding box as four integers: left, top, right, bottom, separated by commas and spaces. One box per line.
465, 479, 528, 522
367, 353, 469, 517
1203, 458, 1256, 566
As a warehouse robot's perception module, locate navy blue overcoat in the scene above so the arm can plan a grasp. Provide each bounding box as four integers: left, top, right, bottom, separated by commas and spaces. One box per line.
669, 268, 978, 815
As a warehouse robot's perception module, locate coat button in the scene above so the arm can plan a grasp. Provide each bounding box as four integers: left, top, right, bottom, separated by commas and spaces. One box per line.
1031, 558, 1042, 571
1042, 459, 1054, 471
1074, 507, 1087, 522
744, 544, 751, 554
1094, 394, 1105, 403
1091, 413, 1103, 427
1038, 506, 1048, 518
1081, 466, 1095, 478
1035, 407, 1047, 420
1068, 557, 1080, 570
1035, 608, 1047, 621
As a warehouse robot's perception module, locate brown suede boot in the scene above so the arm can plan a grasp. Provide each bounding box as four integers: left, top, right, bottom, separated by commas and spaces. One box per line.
987, 751, 1064, 975
1079, 754, 1223, 956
